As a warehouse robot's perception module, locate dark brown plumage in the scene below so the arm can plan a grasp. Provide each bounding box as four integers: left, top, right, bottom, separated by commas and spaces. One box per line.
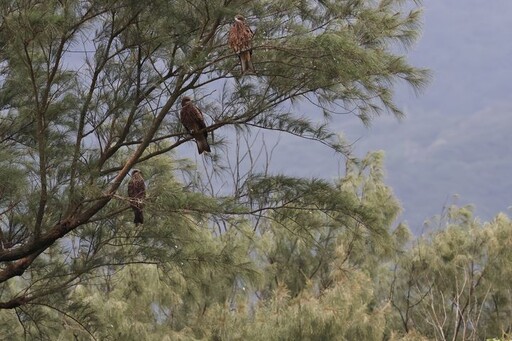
127, 169, 145, 225
228, 14, 255, 74
180, 96, 211, 154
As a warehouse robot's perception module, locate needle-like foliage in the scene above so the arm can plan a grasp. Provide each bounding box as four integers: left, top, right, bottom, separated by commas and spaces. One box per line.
0, 0, 480, 339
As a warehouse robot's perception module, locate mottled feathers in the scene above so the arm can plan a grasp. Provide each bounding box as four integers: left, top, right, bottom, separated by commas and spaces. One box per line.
180, 96, 211, 154
228, 14, 255, 74
127, 169, 146, 225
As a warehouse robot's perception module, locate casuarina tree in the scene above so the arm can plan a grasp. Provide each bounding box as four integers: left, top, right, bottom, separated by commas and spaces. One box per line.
0, 0, 428, 338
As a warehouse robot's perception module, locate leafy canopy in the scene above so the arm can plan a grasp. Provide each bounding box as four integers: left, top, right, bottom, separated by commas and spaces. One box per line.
0, 0, 434, 339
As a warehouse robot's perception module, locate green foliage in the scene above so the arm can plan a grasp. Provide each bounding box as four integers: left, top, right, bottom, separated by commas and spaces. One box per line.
389, 207, 512, 340
1, 0, 484, 340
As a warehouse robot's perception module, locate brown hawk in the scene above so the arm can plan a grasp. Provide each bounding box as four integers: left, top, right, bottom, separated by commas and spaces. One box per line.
127, 169, 145, 225
228, 14, 255, 74
180, 96, 211, 154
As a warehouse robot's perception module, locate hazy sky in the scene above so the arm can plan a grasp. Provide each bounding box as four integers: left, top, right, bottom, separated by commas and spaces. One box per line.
270, 2, 512, 231
174, 2, 512, 233
356, 1, 512, 230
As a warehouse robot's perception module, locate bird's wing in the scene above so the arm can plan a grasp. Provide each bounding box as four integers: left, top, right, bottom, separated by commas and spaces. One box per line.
241, 22, 254, 51
193, 105, 208, 139
194, 106, 207, 129
137, 177, 146, 199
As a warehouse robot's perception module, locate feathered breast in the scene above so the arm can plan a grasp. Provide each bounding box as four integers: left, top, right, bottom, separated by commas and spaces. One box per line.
229, 23, 253, 54
180, 104, 206, 133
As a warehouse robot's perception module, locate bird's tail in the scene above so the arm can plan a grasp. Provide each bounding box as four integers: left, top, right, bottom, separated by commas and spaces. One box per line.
197, 138, 211, 154
240, 51, 255, 74
133, 208, 144, 225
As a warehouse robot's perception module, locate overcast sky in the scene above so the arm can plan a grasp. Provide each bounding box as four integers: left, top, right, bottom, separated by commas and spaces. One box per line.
174, 2, 512, 233
268, 1, 512, 232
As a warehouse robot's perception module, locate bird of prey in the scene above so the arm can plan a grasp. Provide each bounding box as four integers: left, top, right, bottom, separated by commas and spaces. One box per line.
180, 96, 211, 154
127, 169, 145, 225
228, 14, 255, 74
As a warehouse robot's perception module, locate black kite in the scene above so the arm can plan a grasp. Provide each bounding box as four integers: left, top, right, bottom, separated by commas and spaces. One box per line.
180, 96, 211, 154
127, 169, 146, 225
228, 14, 255, 74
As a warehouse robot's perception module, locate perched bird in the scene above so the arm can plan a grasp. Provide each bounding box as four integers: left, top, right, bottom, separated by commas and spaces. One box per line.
179, 96, 211, 154
228, 14, 255, 74
127, 169, 145, 225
